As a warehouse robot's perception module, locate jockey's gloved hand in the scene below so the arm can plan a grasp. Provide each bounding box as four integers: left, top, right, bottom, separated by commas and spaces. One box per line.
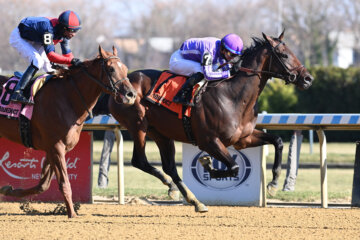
71, 58, 82, 67
230, 67, 237, 77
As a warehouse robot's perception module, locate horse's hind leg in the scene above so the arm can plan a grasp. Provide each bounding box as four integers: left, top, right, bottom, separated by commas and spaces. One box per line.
147, 129, 180, 200
130, 127, 179, 199
152, 132, 207, 213
234, 129, 283, 196
0, 157, 54, 197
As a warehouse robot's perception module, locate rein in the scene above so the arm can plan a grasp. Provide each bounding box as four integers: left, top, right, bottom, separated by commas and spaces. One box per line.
66, 55, 127, 118
69, 77, 93, 118
80, 56, 128, 96
234, 41, 306, 84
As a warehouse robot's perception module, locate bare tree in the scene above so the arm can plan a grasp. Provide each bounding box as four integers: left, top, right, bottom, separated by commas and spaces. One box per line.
274, 0, 343, 66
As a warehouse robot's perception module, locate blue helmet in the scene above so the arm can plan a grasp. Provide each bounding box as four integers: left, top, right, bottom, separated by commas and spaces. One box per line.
221, 33, 243, 55
58, 10, 81, 30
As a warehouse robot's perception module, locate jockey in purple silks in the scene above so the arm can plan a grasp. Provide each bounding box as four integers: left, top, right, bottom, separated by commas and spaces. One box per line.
9, 10, 82, 105
169, 33, 243, 105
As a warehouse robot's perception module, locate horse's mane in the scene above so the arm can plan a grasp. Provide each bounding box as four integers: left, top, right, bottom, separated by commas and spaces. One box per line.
240, 37, 269, 60
55, 56, 101, 78
232, 37, 271, 69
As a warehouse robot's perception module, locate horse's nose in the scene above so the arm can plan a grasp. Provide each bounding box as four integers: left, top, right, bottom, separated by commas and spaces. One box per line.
304, 74, 313, 86
126, 91, 136, 99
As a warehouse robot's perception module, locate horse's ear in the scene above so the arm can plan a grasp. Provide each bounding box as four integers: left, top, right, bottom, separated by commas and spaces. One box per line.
99, 45, 106, 58
262, 32, 276, 47
112, 46, 118, 56
279, 29, 285, 41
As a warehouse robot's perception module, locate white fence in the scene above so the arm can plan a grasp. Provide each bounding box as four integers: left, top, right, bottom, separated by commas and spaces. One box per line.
84, 113, 360, 207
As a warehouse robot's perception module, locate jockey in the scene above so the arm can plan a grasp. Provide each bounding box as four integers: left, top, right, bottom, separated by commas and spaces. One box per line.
169, 33, 243, 105
9, 10, 83, 104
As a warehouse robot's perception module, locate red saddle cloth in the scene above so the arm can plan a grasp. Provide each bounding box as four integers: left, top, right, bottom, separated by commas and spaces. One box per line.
146, 71, 198, 119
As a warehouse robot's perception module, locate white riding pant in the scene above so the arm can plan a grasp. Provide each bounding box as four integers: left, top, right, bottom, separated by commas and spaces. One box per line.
9, 27, 54, 73
169, 50, 203, 76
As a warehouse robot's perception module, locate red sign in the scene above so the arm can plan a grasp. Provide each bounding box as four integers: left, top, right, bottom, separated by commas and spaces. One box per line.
0, 132, 92, 203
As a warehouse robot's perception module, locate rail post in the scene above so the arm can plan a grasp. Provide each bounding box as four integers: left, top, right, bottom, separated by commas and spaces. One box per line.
316, 128, 328, 208
260, 144, 267, 207
115, 127, 125, 204
351, 141, 360, 207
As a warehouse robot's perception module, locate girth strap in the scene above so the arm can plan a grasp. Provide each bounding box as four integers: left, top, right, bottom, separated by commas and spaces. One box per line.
182, 106, 196, 146
19, 114, 33, 148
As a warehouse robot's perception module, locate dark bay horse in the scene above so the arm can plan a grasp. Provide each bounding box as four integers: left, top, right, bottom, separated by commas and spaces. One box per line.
105, 31, 313, 212
0, 46, 137, 218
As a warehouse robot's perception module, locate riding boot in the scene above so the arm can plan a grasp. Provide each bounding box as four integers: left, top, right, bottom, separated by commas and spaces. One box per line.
173, 72, 204, 106
11, 63, 38, 105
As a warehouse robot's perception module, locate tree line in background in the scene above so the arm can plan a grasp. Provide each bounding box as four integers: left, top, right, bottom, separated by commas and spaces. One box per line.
1, 0, 360, 71
258, 67, 360, 141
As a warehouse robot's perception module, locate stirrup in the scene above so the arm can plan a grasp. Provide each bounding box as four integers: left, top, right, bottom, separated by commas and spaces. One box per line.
11, 91, 34, 105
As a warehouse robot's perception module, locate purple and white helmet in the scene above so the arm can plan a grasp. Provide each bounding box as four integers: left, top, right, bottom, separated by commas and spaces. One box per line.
221, 33, 243, 55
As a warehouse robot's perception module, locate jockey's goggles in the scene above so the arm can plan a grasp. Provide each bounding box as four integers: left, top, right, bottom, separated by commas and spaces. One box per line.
65, 28, 80, 33
226, 50, 239, 58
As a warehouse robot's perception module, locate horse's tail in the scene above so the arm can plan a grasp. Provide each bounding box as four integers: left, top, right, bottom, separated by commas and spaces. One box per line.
93, 93, 110, 116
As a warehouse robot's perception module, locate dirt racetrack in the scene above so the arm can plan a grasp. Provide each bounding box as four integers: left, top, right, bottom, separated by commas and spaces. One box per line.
0, 201, 360, 240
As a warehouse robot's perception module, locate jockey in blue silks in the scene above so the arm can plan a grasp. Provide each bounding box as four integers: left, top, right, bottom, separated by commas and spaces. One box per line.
9, 10, 82, 104
169, 33, 243, 105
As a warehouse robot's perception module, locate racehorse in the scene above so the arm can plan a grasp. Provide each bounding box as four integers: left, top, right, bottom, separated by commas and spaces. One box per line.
0, 46, 137, 218
103, 31, 313, 212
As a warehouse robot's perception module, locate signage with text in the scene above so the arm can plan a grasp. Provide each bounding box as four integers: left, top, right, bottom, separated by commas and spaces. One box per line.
0, 132, 92, 203
183, 144, 261, 206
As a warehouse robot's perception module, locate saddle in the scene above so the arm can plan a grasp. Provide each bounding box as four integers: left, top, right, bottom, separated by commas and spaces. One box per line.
145, 71, 207, 119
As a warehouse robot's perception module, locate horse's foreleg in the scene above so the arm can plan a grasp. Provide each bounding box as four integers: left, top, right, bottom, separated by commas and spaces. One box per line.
0, 157, 54, 197
199, 138, 240, 178
49, 145, 76, 218
234, 129, 283, 196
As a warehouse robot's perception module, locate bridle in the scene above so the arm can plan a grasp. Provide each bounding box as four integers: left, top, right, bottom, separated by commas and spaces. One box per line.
236, 40, 306, 84
80, 55, 129, 96
69, 55, 129, 118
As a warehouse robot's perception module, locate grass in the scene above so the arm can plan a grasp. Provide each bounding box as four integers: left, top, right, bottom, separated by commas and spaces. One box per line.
92, 140, 358, 203
265, 142, 357, 164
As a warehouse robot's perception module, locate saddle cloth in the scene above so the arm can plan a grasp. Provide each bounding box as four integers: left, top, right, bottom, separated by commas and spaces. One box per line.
145, 71, 204, 119
0, 73, 51, 120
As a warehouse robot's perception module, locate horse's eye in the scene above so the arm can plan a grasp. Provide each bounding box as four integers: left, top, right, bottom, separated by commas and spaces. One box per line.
109, 66, 115, 73
279, 53, 288, 58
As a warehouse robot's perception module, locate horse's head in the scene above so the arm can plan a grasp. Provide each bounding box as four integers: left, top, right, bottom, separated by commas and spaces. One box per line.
96, 46, 137, 104
262, 31, 313, 90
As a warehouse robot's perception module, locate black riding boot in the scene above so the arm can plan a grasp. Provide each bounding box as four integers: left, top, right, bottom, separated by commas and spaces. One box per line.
173, 72, 204, 106
11, 63, 38, 105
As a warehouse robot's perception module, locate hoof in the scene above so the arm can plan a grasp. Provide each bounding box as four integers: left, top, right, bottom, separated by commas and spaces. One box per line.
199, 156, 213, 172
267, 183, 278, 197
195, 203, 208, 213
68, 213, 78, 218
168, 189, 181, 201
0, 185, 13, 195
199, 156, 211, 167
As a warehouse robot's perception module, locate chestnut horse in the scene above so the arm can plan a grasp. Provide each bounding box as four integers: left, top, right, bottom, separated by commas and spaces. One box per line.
0, 46, 137, 218
102, 31, 313, 212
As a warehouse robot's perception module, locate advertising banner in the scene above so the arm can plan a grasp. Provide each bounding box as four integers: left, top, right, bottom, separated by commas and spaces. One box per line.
183, 144, 261, 206
0, 132, 92, 203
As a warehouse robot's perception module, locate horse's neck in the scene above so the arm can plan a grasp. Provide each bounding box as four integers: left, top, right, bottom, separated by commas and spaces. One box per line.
65, 69, 102, 120
225, 47, 271, 114
239, 47, 271, 96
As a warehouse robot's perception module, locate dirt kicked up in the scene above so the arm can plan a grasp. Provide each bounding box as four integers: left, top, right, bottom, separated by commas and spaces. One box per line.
0, 201, 360, 240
